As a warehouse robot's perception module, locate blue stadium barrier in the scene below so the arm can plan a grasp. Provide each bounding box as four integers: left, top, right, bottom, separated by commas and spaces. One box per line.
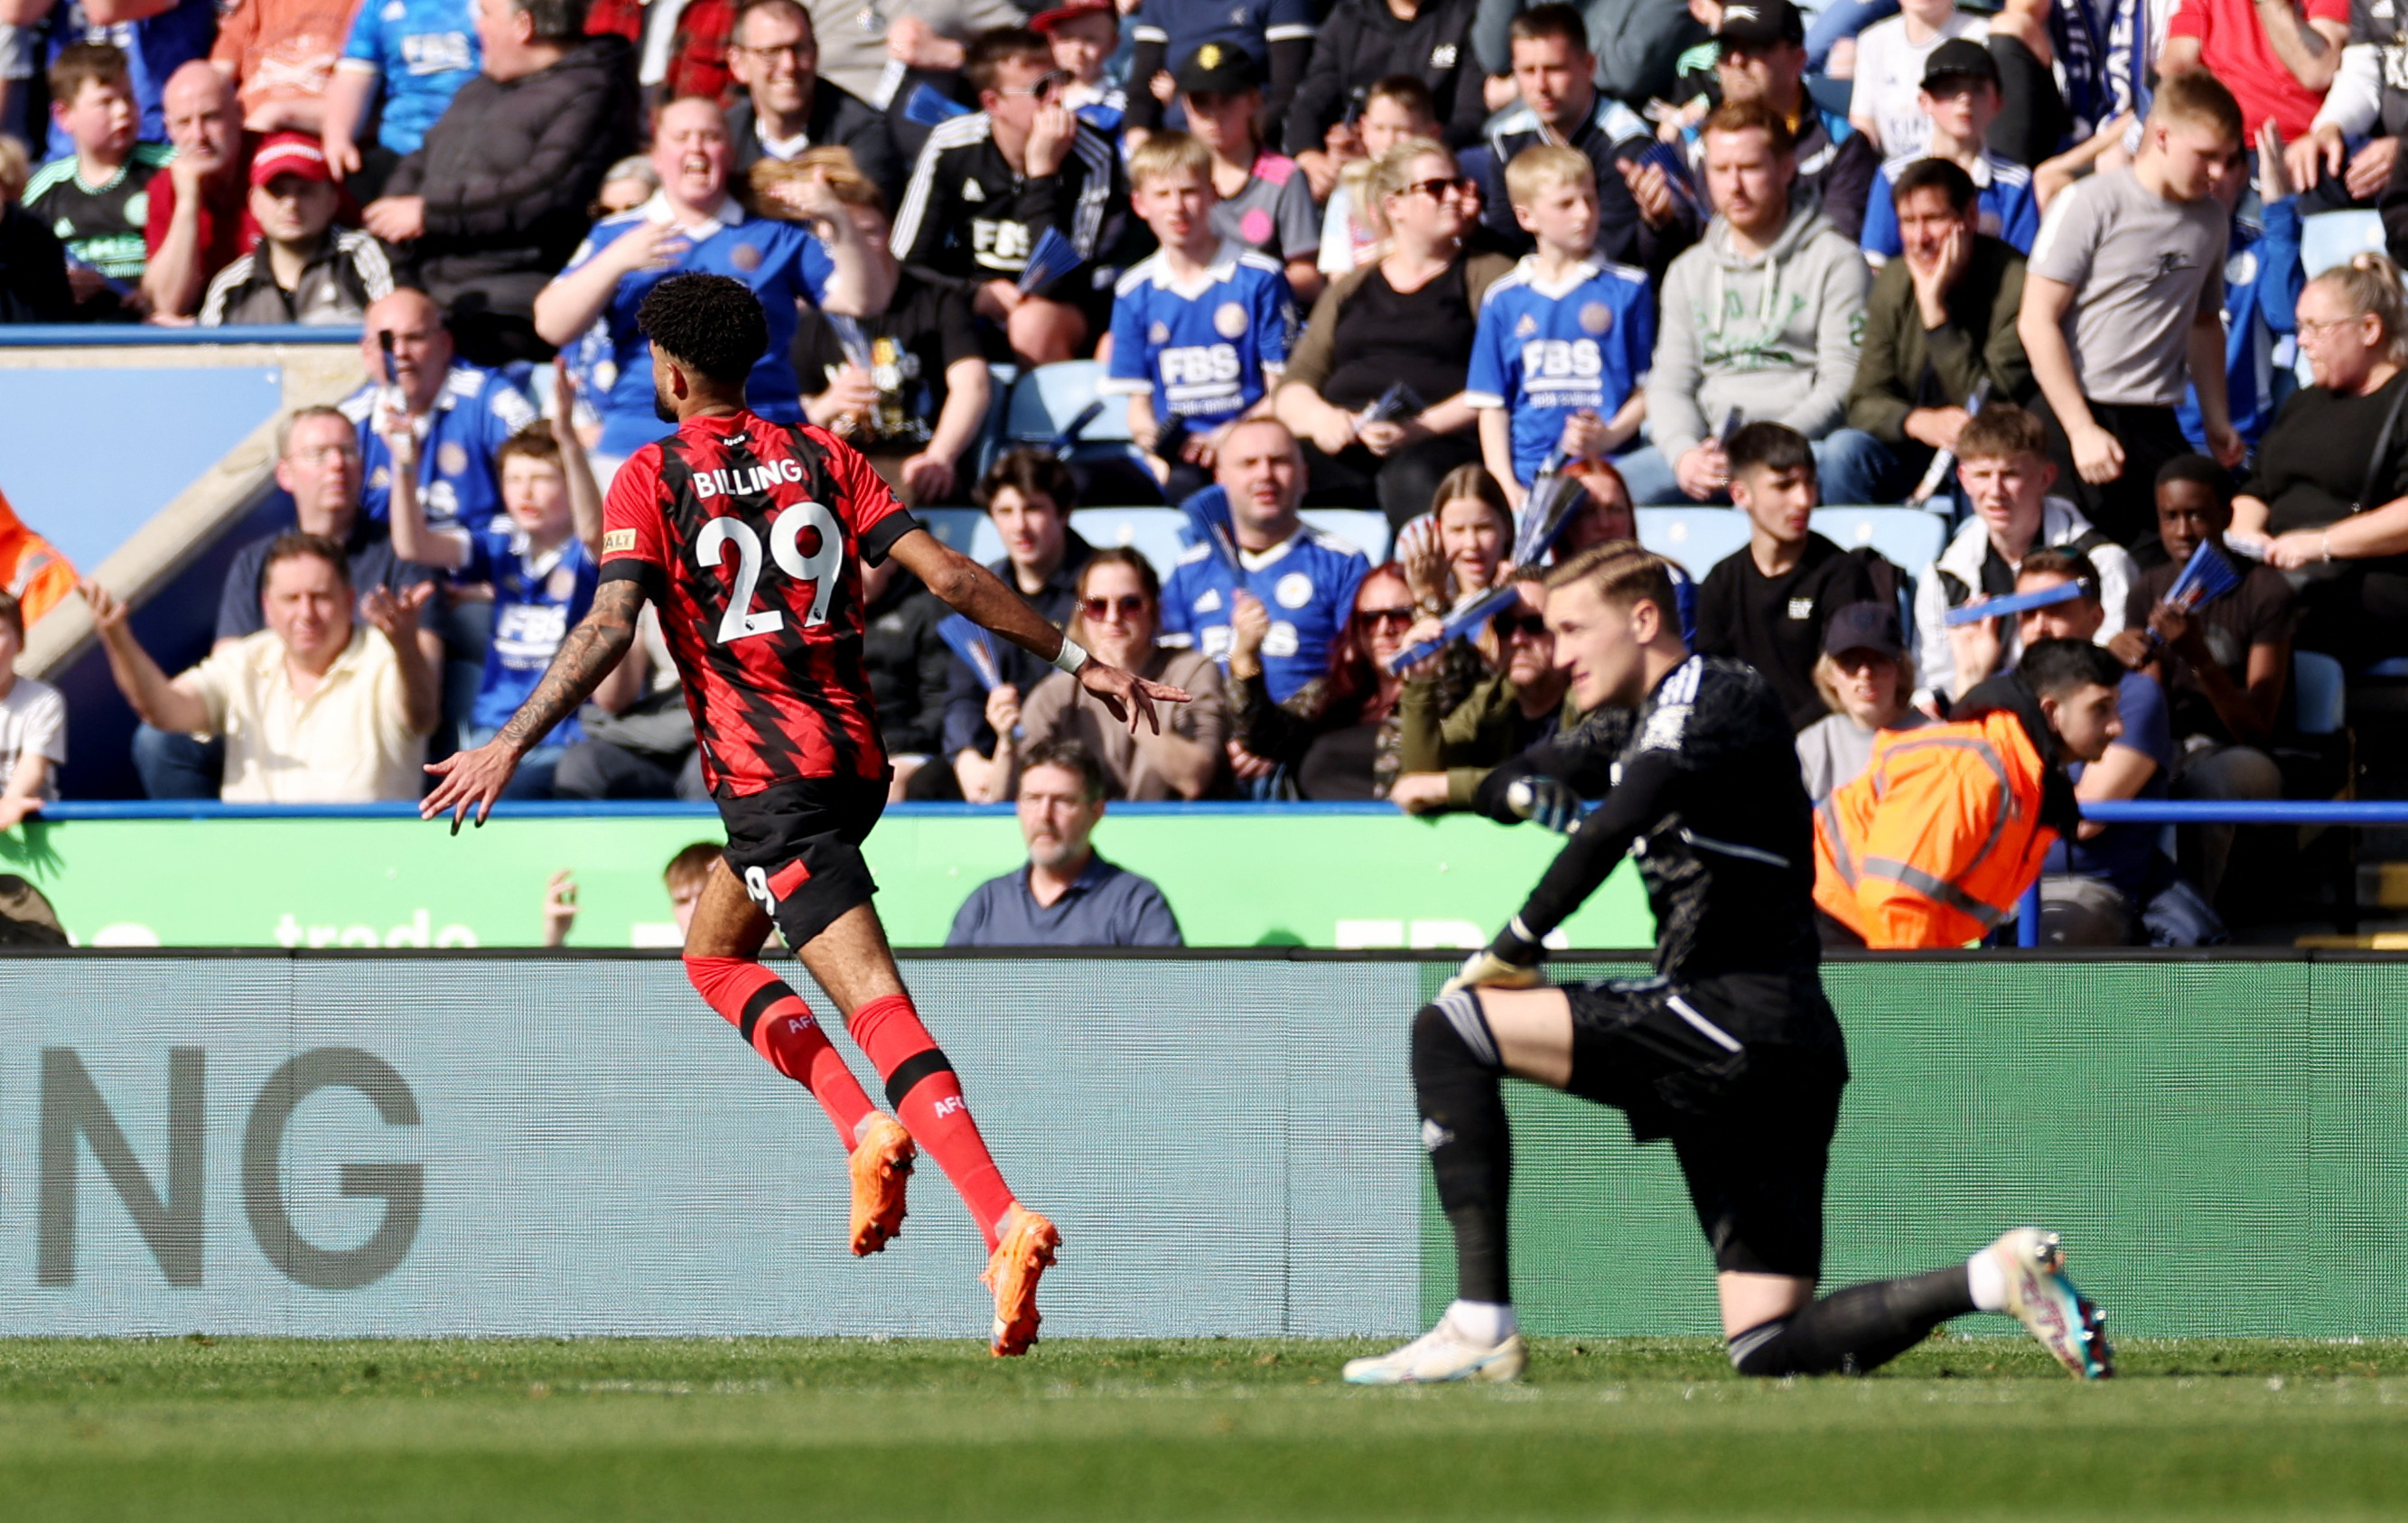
25, 800, 1403, 820
0, 325, 362, 347
2011, 799, 2408, 945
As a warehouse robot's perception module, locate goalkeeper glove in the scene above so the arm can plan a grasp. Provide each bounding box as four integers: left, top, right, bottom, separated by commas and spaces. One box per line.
1440, 920, 1546, 996
1506, 775, 1582, 834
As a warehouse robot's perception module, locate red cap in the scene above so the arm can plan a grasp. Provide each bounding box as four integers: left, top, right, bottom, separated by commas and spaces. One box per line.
249, 132, 332, 190
1031, 0, 1114, 33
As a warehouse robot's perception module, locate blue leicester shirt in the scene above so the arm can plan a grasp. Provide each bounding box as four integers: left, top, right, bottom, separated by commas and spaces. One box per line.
1860, 153, 2039, 265
463, 527, 600, 742
43, 0, 215, 154
344, 361, 539, 530
1128, 0, 1318, 65
565, 196, 834, 457
2180, 198, 2302, 451
1102, 242, 1296, 432
1159, 522, 1370, 704
339, 0, 481, 156
1462, 257, 1654, 487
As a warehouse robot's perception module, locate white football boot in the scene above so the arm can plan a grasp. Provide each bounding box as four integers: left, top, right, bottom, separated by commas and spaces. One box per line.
1984, 1228, 2114, 1379
1342, 1313, 1527, 1386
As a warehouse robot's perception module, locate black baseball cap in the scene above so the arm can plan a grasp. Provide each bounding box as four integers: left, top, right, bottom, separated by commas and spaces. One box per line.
1823, 602, 1908, 660
1175, 41, 1263, 98
1922, 37, 2001, 90
1714, 0, 1806, 48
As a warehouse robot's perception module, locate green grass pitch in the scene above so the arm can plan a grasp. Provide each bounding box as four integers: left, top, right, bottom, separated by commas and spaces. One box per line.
4, 1336, 2406, 1519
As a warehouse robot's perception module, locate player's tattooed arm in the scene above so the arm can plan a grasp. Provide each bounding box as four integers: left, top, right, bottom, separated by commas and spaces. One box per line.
421, 578, 644, 830
495, 578, 644, 750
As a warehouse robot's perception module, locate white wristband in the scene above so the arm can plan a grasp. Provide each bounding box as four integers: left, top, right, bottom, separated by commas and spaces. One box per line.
1052, 635, 1089, 675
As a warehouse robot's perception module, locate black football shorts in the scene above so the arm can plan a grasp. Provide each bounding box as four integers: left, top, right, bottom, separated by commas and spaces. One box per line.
1561, 973, 1847, 1280
715, 774, 890, 948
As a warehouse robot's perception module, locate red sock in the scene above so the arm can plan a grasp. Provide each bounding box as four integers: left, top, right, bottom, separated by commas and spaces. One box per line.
850, 992, 1015, 1249
686, 957, 877, 1149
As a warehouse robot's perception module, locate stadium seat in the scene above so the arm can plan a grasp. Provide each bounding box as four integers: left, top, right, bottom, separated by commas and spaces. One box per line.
1069, 507, 1190, 577
2301, 210, 2385, 279
1812, 507, 1947, 574
1636, 506, 1750, 575
968, 361, 1019, 475
2295, 651, 2347, 736
1003, 360, 1136, 450
1299, 508, 1393, 563
914, 507, 987, 559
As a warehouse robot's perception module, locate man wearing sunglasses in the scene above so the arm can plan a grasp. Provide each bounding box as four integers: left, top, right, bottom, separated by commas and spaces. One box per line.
1392, 574, 1576, 815
892, 24, 1136, 367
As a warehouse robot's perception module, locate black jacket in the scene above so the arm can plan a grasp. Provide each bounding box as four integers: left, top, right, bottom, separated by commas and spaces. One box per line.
726, 85, 905, 209
863, 578, 953, 757
891, 115, 1139, 301
1283, 0, 1487, 155
387, 36, 639, 331
0, 202, 70, 324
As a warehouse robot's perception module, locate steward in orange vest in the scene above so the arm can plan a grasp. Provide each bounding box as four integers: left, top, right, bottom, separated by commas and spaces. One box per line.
1814, 639, 2126, 948
0, 490, 77, 629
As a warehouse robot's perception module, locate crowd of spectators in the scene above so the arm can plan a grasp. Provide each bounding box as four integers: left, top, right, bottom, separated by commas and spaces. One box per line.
9, 0, 2408, 946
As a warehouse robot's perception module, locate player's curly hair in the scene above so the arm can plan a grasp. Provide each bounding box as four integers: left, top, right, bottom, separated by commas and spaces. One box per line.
637, 274, 769, 387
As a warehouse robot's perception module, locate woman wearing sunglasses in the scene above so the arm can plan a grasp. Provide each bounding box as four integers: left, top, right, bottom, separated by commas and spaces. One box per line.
979, 548, 1230, 801
1274, 137, 1513, 526
1231, 562, 1448, 799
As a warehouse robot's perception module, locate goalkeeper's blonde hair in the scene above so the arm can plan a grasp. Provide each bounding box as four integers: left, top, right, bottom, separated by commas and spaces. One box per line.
1545, 541, 1680, 627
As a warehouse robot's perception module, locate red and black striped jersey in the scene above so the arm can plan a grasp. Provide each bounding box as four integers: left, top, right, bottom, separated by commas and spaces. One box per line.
599, 410, 921, 796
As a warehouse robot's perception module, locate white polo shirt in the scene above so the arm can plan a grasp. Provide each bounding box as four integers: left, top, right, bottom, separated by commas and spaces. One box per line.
181, 625, 429, 803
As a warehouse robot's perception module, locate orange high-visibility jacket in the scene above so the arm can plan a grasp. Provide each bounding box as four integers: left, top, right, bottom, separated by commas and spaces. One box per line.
0, 491, 76, 627
1811, 710, 2059, 949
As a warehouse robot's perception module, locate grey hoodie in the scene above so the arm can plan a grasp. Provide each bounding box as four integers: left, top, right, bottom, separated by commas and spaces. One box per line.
1645, 201, 1871, 465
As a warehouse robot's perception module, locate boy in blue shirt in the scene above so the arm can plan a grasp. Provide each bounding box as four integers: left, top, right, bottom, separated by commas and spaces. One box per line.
1464, 145, 1652, 501
323, 0, 481, 196
1859, 41, 2039, 267
380, 375, 607, 799
1104, 130, 1298, 505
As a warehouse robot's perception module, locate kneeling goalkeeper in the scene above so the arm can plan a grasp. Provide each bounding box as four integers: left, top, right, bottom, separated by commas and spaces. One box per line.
1347, 544, 2113, 1386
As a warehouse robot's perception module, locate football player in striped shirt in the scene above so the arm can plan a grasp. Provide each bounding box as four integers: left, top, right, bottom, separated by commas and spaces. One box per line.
1464, 146, 1653, 501
426, 274, 1188, 1354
